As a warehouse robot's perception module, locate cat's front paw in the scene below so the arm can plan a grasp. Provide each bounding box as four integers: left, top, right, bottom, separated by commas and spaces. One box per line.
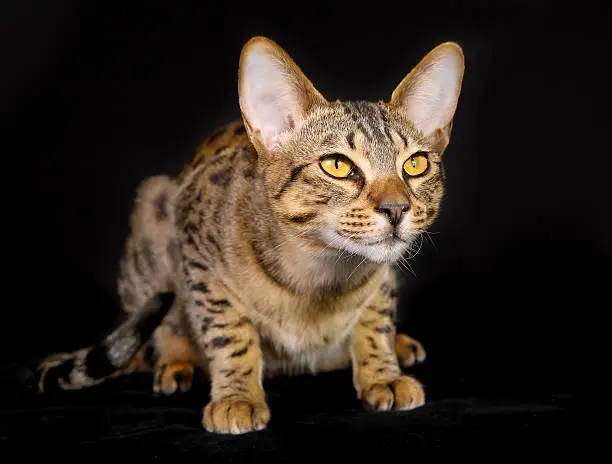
395, 334, 426, 367
153, 361, 194, 395
203, 396, 270, 434
361, 375, 425, 411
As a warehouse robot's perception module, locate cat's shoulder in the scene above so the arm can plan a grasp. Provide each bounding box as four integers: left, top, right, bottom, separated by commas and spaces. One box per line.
195, 120, 249, 157
178, 120, 251, 181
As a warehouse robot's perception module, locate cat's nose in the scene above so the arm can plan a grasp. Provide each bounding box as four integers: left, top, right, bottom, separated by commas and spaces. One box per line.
375, 202, 410, 226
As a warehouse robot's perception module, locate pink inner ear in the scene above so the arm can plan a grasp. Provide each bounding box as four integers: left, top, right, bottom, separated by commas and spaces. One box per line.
240, 47, 307, 151
406, 75, 459, 135
394, 48, 463, 137
239, 39, 327, 152
245, 90, 300, 150
255, 103, 297, 151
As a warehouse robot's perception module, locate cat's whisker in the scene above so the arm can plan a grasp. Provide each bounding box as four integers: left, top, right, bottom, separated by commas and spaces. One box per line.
414, 234, 425, 257
336, 234, 357, 263
315, 232, 347, 259
424, 231, 439, 253
397, 256, 417, 277
347, 256, 368, 280
334, 233, 357, 264
395, 258, 408, 275
404, 234, 425, 260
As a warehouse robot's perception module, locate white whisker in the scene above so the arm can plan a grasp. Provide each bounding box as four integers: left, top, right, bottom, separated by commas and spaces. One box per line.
315, 232, 346, 259
405, 234, 424, 260
424, 231, 439, 253
403, 257, 417, 277
347, 256, 368, 280
397, 257, 417, 277
334, 233, 357, 264
415, 234, 425, 256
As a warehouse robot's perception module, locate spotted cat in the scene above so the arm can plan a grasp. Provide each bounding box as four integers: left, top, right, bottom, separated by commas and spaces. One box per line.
36, 36, 464, 434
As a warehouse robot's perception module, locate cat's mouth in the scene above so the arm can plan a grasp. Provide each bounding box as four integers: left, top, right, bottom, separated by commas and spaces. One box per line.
364, 233, 409, 247
320, 229, 414, 264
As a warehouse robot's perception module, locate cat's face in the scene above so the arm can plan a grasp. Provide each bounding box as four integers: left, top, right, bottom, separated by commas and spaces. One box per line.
257, 102, 447, 264
239, 37, 464, 265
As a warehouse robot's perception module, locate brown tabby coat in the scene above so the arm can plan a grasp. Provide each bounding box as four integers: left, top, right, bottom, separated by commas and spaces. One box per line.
36, 37, 464, 435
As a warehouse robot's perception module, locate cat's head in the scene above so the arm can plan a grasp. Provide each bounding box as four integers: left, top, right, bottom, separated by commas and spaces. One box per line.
238, 37, 464, 264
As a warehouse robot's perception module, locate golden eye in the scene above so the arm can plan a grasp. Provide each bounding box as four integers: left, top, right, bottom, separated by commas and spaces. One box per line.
320, 155, 354, 178
403, 153, 429, 177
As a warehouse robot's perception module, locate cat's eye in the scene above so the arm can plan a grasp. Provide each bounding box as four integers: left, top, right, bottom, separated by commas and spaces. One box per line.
320, 154, 354, 179
403, 152, 429, 177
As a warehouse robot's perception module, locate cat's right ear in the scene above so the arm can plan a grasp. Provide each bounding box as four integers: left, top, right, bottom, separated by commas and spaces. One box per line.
238, 37, 327, 153
390, 42, 464, 144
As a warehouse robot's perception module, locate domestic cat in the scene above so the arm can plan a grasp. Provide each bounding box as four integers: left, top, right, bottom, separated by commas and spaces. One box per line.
35, 36, 464, 435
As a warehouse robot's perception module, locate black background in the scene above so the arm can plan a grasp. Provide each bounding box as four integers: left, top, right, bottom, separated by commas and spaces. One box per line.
2, 0, 606, 445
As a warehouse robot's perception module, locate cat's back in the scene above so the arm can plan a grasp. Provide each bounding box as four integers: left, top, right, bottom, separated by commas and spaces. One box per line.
177, 120, 252, 183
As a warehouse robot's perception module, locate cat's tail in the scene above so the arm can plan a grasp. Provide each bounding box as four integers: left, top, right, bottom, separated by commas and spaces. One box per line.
33, 292, 175, 393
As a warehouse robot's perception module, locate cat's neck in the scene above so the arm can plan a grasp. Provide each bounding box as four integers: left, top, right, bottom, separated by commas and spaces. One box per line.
240, 178, 380, 295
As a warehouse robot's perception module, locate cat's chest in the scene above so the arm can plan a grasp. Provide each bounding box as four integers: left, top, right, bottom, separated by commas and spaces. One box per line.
258, 298, 360, 352
244, 273, 385, 356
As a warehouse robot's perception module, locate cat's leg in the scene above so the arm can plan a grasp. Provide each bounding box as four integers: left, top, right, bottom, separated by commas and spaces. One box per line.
151, 306, 199, 395
395, 333, 426, 367
182, 249, 269, 434
350, 278, 425, 411
117, 175, 197, 393
121, 270, 197, 395
377, 282, 427, 366
116, 307, 198, 396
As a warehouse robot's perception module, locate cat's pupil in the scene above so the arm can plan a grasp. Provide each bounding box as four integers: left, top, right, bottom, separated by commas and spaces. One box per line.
335, 159, 341, 169
411, 158, 417, 168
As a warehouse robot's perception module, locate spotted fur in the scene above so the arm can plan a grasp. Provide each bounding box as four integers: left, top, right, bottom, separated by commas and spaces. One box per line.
36, 37, 464, 434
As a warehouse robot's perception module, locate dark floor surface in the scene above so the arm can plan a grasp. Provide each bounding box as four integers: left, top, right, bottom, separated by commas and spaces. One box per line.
0, 324, 583, 461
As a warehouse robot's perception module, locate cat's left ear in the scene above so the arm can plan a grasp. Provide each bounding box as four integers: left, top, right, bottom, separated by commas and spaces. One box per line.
390, 42, 464, 144
238, 37, 327, 153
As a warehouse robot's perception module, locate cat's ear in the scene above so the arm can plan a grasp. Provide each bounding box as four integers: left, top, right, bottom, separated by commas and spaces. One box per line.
390, 42, 464, 140
238, 37, 327, 152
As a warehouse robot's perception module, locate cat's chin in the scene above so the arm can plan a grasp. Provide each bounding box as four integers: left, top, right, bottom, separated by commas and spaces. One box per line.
321, 231, 415, 265
354, 239, 412, 264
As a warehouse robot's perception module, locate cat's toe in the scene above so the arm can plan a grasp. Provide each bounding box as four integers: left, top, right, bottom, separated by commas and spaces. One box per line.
153, 361, 194, 395
203, 397, 270, 434
363, 383, 395, 411
389, 375, 425, 410
395, 333, 426, 367
362, 375, 425, 411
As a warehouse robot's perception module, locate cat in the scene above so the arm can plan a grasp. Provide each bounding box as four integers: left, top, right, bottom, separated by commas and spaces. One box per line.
35, 36, 464, 435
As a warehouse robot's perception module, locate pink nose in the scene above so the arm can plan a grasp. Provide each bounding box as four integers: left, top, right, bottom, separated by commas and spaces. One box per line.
375, 202, 410, 226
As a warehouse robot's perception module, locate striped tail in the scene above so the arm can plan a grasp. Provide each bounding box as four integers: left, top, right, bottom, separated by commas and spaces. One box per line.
35, 292, 175, 393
